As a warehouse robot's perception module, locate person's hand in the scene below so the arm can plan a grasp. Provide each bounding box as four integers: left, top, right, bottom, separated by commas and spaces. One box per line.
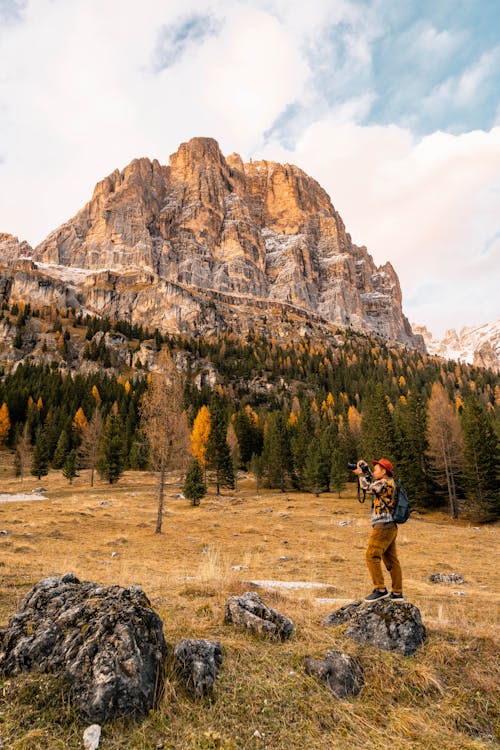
353, 462, 362, 476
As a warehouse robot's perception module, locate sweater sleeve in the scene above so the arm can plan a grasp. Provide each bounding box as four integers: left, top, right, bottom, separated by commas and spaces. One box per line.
358, 475, 389, 496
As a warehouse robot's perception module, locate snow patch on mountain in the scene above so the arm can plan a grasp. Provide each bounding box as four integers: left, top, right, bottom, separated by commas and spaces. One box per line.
412, 320, 500, 371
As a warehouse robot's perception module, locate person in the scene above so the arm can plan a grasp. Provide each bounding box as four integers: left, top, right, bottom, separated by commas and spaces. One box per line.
352, 458, 404, 602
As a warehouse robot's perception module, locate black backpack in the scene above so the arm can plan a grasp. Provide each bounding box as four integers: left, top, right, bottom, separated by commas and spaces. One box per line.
362, 479, 411, 524
392, 482, 410, 524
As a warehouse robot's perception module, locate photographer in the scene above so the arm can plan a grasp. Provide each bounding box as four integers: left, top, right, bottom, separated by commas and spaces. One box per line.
352, 458, 404, 602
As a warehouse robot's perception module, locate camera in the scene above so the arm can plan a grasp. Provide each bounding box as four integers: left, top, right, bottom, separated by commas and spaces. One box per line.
348, 460, 370, 474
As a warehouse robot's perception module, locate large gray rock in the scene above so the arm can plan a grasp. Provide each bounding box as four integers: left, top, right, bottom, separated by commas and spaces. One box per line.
343, 600, 426, 656
174, 638, 222, 698
224, 591, 294, 641
0, 573, 168, 723
304, 650, 364, 698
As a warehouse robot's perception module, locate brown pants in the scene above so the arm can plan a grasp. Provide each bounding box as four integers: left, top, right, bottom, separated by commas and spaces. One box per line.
365, 524, 403, 593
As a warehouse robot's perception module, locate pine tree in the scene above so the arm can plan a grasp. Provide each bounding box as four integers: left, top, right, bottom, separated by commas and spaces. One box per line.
52, 429, 70, 469
461, 394, 500, 520
97, 413, 125, 484
206, 396, 235, 494
0, 402, 11, 446
303, 437, 326, 496
250, 452, 264, 492
62, 449, 79, 484
290, 405, 314, 490
262, 412, 293, 491
31, 427, 49, 480
330, 431, 349, 498
360, 384, 396, 463
184, 458, 206, 506
393, 392, 431, 505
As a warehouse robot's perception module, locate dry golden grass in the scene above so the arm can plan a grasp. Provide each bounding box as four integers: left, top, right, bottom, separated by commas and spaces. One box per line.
0, 459, 498, 749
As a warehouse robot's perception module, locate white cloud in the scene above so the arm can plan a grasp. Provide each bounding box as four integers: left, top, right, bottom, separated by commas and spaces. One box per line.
0, 0, 499, 339
0, 0, 308, 243
259, 123, 500, 336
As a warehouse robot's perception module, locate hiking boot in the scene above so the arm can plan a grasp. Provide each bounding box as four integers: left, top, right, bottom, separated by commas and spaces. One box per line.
390, 592, 404, 601
364, 588, 389, 602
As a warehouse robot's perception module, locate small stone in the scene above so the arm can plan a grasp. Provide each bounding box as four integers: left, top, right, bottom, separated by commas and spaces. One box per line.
174, 638, 222, 698
83, 724, 101, 750
429, 573, 465, 584
304, 650, 364, 698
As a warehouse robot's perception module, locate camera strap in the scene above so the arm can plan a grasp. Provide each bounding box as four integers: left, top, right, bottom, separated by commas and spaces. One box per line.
357, 478, 366, 503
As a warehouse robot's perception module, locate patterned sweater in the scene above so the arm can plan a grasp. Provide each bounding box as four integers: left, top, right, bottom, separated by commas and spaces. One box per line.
359, 472, 396, 526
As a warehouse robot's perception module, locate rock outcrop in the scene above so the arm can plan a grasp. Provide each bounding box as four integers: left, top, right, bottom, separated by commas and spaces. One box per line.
224, 591, 294, 640
1, 137, 422, 348
304, 650, 364, 698
325, 599, 426, 657
0, 574, 167, 723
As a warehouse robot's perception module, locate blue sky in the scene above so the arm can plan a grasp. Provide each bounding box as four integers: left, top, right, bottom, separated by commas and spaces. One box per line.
0, 0, 499, 336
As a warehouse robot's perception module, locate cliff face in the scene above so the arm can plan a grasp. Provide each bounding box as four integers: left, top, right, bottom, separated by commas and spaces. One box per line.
2, 137, 420, 347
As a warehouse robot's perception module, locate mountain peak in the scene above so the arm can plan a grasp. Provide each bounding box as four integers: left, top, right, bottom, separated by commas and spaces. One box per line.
3, 137, 423, 348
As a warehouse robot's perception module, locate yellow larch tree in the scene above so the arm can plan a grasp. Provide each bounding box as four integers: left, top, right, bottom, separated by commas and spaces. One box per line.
91, 385, 102, 405
0, 402, 11, 446
190, 405, 211, 469
72, 407, 88, 432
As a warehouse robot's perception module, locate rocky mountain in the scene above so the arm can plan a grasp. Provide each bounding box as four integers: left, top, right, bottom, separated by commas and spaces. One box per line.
0, 137, 422, 348
412, 321, 500, 372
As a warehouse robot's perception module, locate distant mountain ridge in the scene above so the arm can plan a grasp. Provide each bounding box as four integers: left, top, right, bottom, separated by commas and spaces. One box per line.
412, 321, 500, 372
1, 137, 422, 347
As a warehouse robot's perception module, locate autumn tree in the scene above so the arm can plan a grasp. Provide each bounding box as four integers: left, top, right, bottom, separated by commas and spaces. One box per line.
190, 405, 211, 479
227, 421, 240, 489
79, 408, 103, 487
14, 423, 32, 483
426, 382, 464, 518
72, 406, 88, 433
0, 402, 11, 447
140, 354, 190, 533
31, 427, 49, 480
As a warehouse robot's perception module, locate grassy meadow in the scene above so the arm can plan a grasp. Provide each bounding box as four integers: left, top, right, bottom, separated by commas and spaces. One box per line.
0, 456, 498, 749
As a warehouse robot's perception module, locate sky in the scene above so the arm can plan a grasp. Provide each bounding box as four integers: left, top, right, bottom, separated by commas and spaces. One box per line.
0, 0, 499, 337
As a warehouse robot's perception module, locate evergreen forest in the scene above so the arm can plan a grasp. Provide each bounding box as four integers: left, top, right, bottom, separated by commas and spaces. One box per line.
0, 304, 498, 521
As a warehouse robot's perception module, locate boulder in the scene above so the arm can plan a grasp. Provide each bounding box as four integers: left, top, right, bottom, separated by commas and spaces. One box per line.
224, 591, 294, 640
0, 573, 168, 723
304, 650, 364, 698
322, 600, 362, 627
173, 638, 222, 698
343, 600, 426, 656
